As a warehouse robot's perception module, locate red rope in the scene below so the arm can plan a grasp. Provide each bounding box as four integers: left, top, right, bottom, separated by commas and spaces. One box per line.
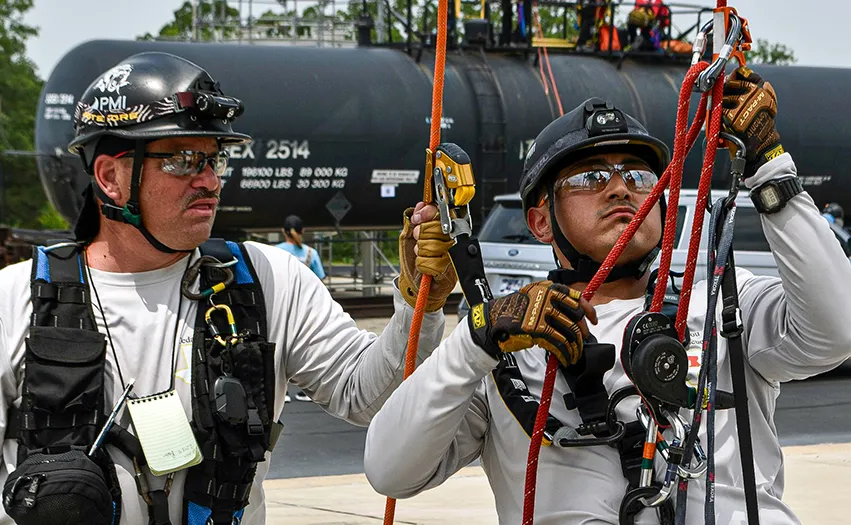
674, 76, 726, 339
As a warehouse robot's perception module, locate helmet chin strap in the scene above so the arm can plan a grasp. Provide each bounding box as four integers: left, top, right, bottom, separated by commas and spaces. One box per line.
545, 182, 661, 287
94, 140, 192, 255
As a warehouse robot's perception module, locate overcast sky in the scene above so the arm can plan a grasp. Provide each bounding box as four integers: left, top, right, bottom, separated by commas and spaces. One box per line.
21, 0, 851, 80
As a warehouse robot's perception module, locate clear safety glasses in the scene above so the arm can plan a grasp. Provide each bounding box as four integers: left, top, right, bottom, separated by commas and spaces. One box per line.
115, 150, 230, 177
554, 163, 659, 194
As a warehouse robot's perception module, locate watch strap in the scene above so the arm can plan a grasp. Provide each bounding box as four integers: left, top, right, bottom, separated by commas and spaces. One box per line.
750, 176, 803, 214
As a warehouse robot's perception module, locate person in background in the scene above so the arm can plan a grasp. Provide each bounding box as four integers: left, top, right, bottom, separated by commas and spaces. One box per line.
276, 214, 326, 280
823, 202, 844, 228
276, 214, 327, 402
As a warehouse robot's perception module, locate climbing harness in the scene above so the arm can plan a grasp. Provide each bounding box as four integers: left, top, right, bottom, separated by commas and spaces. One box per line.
519, 2, 762, 524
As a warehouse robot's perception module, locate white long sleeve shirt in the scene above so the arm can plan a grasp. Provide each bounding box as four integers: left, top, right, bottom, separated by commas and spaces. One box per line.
364, 153, 851, 524
0, 241, 446, 524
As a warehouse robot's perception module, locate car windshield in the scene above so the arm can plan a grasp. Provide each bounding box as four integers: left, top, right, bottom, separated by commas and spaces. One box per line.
478, 200, 542, 245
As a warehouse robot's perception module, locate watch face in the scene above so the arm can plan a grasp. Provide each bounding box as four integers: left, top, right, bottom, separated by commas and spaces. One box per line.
761, 187, 781, 210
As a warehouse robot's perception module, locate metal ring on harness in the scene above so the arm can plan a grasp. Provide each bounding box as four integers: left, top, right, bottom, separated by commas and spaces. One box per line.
552, 382, 641, 448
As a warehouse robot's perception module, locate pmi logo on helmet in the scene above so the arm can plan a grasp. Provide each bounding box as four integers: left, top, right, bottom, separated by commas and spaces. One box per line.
94, 64, 133, 95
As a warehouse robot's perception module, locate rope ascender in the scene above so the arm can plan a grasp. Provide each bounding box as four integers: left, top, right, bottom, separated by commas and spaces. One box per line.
520, 1, 760, 524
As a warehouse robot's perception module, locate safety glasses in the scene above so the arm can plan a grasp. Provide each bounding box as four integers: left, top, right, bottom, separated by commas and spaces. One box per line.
115, 150, 229, 177
554, 163, 658, 194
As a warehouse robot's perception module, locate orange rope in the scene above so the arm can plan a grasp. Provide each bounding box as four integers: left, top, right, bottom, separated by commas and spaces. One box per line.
383, 0, 448, 522
537, 47, 549, 96
532, 1, 563, 116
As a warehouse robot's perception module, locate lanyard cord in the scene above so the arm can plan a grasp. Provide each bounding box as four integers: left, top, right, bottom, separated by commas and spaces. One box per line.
675, 198, 736, 524
84, 250, 192, 395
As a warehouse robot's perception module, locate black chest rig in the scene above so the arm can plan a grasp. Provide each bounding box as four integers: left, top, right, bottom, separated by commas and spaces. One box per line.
3, 239, 280, 525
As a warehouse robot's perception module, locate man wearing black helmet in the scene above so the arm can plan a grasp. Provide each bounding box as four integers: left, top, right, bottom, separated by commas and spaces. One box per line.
0, 52, 459, 525
364, 66, 851, 524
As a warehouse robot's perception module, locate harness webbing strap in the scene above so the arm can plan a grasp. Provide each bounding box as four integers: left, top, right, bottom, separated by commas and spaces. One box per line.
491, 354, 562, 445
720, 252, 760, 524
183, 239, 274, 525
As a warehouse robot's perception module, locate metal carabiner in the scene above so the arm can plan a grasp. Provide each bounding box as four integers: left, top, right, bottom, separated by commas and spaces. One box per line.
720, 131, 748, 199
690, 19, 713, 66
133, 458, 175, 506
551, 420, 627, 448
694, 11, 748, 92
637, 406, 707, 480
181, 255, 235, 301
664, 408, 707, 479
205, 304, 239, 347
634, 404, 659, 489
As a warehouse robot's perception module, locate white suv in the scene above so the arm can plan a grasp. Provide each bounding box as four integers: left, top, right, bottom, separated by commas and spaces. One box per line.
459, 191, 851, 318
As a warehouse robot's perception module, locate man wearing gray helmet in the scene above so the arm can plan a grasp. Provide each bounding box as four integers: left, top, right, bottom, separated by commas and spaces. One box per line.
364, 67, 851, 524
0, 52, 460, 525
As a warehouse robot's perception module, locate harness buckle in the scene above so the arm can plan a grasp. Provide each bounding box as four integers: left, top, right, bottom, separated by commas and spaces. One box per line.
246, 409, 264, 436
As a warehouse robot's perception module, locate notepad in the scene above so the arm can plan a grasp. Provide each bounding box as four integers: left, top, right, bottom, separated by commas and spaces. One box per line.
127, 389, 203, 476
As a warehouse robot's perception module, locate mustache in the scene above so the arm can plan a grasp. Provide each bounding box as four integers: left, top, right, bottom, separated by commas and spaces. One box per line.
598, 201, 638, 218
185, 189, 221, 209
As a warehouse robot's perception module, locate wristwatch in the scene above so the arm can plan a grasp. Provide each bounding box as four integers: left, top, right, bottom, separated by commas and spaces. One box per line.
750, 177, 803, 214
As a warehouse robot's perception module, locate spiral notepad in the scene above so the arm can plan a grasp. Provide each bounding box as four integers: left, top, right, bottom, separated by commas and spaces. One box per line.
127, 390, 203, 476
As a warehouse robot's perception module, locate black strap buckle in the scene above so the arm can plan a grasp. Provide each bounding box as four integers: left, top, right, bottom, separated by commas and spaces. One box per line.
246, 409, 263, 436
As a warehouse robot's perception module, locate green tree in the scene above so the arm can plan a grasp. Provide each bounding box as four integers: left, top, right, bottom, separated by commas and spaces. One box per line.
746, 38, 797, 66
0, 0, 50, 228
138, 0, 241, 41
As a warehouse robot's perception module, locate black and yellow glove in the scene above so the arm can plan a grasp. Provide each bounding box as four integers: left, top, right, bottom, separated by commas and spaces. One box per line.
467, 281, 591, 367
398, 204, 458, 312
722, 66, 785, 177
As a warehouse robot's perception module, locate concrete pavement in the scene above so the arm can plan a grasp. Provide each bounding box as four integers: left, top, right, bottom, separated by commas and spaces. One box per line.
262, 442, 851, 524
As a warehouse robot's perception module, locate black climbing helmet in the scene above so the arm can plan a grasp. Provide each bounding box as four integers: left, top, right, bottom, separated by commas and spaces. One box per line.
518, 98, 672, 284
68, 51, 251, 252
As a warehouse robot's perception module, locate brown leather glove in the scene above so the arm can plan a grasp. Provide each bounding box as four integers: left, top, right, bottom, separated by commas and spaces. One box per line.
398, 205, 458, 312
467, 281, 591, 367
722, 66, 785, 177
